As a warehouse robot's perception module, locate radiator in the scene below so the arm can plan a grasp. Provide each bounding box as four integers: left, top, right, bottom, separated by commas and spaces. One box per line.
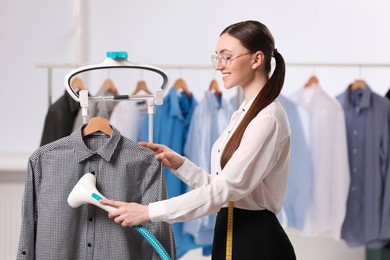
0, 178, 25, 260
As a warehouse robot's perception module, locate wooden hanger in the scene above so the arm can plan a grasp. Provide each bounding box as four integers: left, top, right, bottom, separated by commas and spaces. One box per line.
71, 77, 85, 91
132, 80, 152, 95
102, 78, 118, 95
82, 117, 113, 136
304, 75, 319, 88
209, 79, 221, 97
350, 79, 366, 92
173, 78, 192, 97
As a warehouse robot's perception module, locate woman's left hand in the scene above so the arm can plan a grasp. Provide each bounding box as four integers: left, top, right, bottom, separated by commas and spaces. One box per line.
100, 199, 150, 227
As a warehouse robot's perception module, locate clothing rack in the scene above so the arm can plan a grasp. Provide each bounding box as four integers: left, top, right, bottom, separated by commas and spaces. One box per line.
36, 61, 390, 107
285, 62, 390, 68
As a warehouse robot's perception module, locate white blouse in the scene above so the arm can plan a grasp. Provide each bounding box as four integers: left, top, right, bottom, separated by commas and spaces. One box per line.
149, 97, 291, 224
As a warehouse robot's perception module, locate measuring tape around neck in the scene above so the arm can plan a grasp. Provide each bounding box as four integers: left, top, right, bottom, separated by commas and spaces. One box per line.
226, 201, 234, 260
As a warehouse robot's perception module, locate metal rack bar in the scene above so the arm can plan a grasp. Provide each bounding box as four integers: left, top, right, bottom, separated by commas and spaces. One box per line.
36, 61, 390, 107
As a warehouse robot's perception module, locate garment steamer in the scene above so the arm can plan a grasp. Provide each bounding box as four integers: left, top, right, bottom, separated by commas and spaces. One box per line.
65, 52, 171, 259
68, 172, 171, 260
64, 51, 167, 141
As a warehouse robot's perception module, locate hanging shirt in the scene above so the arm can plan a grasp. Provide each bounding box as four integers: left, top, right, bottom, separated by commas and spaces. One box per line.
149, 98, 291, 227
290, 84, 350, 239
109, 101, 147, 142
184, 91, 234, 175
183, 91, 234, 255
17, 127, 176, 260
40, 90, 80, 146
278, 94, 313, 231
337, 85, 390, 248
144, 86, 198, 258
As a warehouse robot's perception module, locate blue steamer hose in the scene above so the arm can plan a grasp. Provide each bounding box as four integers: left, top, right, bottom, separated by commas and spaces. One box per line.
130, 225, 171, 260
91, 193, 171, 260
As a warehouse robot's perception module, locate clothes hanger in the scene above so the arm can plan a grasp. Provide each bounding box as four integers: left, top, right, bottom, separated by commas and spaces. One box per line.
71, 77, 86, 91
209, 79, 221, 97
304, 75, 319, 88
132, 80, 152, 95
349, 65, 367, 92
101, 78, 119, 95
350, 79, 367, 92
82, 117, 113, 136
173, 78, 192, 97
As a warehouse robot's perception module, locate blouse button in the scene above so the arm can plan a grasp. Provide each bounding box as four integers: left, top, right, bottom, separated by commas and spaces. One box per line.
87, 242, 92, 247
216, 172, 219, 175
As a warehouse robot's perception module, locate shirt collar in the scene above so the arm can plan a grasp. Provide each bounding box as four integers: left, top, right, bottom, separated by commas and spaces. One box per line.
167, 87, 197, 123
168, 87, 182, 118
70, 126, 121, 163
339, 84, 372, 110
230, 95, 256, 120
297, 84, 322, 108
240, 95, 256, 112
205, 91, 223, 109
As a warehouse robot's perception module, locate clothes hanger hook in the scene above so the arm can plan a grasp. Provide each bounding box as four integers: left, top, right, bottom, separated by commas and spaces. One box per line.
102, 96, 108, 116
358, 64, 362, 78
178, 66, 183, 78
212, 68, 217, 79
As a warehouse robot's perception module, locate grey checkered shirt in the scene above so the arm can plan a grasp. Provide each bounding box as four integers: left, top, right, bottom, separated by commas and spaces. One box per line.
17, 127, 176, 260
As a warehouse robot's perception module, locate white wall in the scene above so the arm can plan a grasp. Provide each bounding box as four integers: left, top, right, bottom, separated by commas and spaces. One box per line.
1, 0, 390, 259
1, 0, 390, 154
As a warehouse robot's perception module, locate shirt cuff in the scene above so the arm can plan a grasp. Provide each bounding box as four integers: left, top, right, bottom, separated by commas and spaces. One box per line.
171, 158, 197, 183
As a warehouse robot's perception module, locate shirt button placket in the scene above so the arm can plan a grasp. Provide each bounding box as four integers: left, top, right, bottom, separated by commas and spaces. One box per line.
86, 155, 99, 260
86, 208, 96, 260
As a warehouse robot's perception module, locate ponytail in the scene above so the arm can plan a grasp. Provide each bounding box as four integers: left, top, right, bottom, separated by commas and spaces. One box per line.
220, 49, 286, 169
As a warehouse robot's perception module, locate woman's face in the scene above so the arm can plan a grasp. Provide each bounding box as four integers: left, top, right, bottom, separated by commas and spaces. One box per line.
214, 33, 254, 90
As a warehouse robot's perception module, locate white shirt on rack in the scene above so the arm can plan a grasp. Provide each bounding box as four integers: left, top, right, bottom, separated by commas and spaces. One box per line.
289, 84, 350, 240
149, 97, 291, 224
109, 101, 147, 142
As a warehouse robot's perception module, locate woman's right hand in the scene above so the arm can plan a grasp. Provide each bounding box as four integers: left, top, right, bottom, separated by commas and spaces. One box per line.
139, 142, 185, 170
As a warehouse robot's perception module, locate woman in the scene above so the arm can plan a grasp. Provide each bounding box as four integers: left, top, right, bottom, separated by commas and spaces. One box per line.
101, 20, 296, 259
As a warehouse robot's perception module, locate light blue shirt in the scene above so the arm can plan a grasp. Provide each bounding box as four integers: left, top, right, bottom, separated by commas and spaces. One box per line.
183, 91, 234, 256
337, 86, 390, 248
144, 87, 198, 258
278, 95, 313, 230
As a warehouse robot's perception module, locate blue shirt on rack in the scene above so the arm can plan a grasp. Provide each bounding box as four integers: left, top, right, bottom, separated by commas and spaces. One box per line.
337, 85, 390, 248
183, 91, 234, 256
278, 94, 313, 231
144, 87, 198, 258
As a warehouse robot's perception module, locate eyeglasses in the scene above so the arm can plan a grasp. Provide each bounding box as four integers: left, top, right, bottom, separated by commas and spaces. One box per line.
211, 52, 251, 68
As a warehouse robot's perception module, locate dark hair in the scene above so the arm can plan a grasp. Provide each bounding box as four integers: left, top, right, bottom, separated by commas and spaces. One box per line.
220, 20, 286, 169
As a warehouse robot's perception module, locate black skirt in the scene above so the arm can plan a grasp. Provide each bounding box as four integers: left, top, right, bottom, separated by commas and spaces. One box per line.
212, 208, 296, 260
